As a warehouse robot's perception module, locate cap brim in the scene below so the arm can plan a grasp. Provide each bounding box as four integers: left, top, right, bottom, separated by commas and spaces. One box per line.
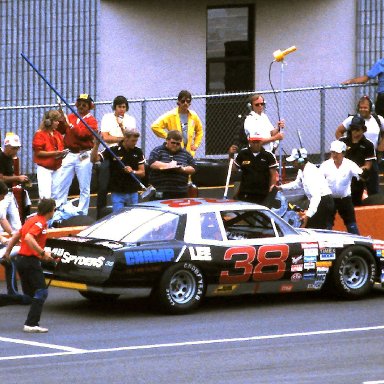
285, 156, 296, 162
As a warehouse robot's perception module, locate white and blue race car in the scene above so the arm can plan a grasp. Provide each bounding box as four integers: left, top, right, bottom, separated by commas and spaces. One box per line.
44, 198, 384, 314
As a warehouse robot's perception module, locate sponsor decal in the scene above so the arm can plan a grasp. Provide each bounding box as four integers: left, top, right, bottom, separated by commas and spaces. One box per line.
315, 273, 327, 282
304, 248, 318, 256
60, 253, 105, 268
291, 255, 303, 264
373, 243, 384, 250
317, 261, 332, 267
307, 281, 322, 290
214, 285, 238, 293
317, 266, 329, 273
304, 255, 317, 263
304, 262, 316, 270
291, 273, 302, 281
320, 247, 336, 260
320, 253, 336, 260
189, 246, 212, 261
291, 264, 303, 272
377, 251, 384, 258
319, 240, 348, 248
303, 272, 316, 279
280, 284, 293, 292
125, 248, 175, 265
50, 248, 106, 268
301, 242, 318, 249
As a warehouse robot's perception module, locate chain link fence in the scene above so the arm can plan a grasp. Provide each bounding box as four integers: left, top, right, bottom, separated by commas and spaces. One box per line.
0, 83, 377, 176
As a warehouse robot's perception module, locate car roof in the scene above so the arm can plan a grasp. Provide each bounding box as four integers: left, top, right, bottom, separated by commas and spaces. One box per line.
136, 198, 267, 214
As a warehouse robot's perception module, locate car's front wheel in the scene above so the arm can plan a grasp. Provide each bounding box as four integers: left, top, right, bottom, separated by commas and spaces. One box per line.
328, 246, 376, 299
153, 263, 206, 314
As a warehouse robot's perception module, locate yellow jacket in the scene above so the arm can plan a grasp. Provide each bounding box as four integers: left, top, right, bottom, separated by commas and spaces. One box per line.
151, 107, 203, 157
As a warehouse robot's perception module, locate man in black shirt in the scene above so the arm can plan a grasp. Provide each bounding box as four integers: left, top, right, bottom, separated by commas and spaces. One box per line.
339, 116, 376, 205
91, 129, 145, 212
233, 132, 278, 204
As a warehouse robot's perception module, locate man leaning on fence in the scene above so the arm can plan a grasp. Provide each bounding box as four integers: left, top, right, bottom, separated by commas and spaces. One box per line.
229, 94, 284, 156
56, 94, 98, 215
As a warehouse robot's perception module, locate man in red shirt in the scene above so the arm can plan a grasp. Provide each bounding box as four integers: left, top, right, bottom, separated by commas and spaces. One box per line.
3, 198, 55, 333
56, 94, 98, 214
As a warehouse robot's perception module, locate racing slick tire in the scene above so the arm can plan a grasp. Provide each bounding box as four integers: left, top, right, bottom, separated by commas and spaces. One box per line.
152, 263, 206, 314
326, 246, 376, 299
79, 291, 120, 303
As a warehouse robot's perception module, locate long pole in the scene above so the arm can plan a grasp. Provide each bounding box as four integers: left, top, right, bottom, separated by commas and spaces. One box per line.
278, 61, 285, 181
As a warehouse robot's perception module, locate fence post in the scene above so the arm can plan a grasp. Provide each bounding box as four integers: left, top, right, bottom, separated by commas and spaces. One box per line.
320, 87, 326, 162
141, 99, 147, 154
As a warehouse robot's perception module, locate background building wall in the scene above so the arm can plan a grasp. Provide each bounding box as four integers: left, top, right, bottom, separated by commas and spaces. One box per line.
99, 0, 356, 99
98, 0, 207, 99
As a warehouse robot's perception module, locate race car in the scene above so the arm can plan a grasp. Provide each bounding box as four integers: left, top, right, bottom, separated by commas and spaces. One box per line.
43, 198, 384, 314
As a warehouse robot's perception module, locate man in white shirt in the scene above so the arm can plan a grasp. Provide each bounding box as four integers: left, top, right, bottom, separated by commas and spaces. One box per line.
320, 141, 363, 234
243, 94, 284, 153
97, 95, 137, 218
279, 147, 334, 229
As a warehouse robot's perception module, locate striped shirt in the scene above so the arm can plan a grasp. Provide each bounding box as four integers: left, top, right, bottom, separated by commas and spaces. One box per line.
148, 143, 196, 193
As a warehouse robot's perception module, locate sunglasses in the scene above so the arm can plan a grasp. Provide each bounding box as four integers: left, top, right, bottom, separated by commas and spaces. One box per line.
169, 141, 181, 145
179, 99, 191, 104
254, 103, 265, 107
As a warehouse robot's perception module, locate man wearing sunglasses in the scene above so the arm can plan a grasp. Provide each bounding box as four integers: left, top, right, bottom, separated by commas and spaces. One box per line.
148, 130, 196, 199
151, 90, 203, 157
230, 94, 284, 156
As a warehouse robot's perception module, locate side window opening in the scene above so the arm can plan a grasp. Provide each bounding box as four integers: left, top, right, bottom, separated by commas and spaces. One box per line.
221, 210, 279, 240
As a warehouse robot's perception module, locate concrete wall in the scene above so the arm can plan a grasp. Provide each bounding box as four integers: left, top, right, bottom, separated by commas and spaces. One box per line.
99, 0, 356, 99
99, 0, 206, 99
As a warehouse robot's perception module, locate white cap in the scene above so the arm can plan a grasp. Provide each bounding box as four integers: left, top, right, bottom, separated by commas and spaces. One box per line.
286, 148, 308, 162
4, 134, 21, 147
330, 140, 346, 153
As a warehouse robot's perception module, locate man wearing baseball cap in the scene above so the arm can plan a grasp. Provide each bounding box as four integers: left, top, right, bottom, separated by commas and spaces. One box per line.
320, 140, 363, 234
56, 94, 98, 215
0, 133, 30, 231
232, 132, 278, 204
279, 147, 334, 229
339, 115, 376, 206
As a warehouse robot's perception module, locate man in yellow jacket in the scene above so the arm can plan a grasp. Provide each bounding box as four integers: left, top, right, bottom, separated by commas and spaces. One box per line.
151, 90, 203, 157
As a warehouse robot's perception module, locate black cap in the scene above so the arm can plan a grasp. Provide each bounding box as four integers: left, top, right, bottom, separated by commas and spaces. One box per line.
350, 115, 365, 130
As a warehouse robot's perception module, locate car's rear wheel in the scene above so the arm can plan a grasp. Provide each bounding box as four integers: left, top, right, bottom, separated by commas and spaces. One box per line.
327, 246, 376, 299
153, 263, 206, 314
79, 291, 120, 303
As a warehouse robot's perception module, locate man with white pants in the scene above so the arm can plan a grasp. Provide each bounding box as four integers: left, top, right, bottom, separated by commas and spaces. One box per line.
56, 94, 98, 215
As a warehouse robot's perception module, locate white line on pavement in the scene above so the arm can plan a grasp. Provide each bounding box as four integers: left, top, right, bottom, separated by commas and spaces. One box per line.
0, 336, 86, 352
1, 324, 384, 361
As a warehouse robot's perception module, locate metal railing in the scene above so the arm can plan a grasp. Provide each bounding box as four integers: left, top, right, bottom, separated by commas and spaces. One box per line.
0, 83, 377, 175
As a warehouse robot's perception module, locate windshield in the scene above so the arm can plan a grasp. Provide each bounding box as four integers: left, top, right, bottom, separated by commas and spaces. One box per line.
79, 208, 180, 242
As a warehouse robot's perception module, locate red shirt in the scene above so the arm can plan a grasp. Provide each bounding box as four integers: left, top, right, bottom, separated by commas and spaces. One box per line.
19, 215, 48, 258
57, 113, 98, 152
32, 130, 65, 170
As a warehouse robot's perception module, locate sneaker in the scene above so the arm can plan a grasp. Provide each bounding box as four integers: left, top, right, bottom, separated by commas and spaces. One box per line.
23, 325, 48, 333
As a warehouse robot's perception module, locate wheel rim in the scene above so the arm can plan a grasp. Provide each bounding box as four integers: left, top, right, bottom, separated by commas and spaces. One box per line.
169, 270, 196, 304
341, 255, 369, 289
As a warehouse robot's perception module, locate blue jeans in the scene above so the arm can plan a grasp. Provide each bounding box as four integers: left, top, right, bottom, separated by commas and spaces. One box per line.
111, 192, 139, 212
